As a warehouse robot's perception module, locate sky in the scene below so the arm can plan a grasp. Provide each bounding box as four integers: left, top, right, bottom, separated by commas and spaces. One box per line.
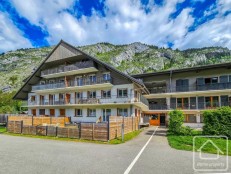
0, 0, 230, 53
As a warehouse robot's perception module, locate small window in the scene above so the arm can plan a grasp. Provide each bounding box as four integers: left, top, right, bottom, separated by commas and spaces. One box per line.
102, 90, 111, 98
75, 109, 82, 117
117, 108, 128, 117
88, 109, 96, 117
117, 89, 128, 98
88, 91, 96, 98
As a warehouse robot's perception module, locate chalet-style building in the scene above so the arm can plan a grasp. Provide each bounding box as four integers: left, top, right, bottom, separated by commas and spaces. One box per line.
14, 40, 231, 128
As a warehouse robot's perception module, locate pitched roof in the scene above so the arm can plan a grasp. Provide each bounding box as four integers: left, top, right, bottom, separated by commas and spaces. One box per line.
132, 62, 231, 78
13, 40, 149, 100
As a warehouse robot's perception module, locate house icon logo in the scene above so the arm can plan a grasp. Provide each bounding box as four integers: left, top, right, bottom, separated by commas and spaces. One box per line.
193, 136, 229, 172
197, 139, 224, 160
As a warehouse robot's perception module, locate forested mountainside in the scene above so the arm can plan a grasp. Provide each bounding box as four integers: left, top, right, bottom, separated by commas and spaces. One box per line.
0, 42, 231, 93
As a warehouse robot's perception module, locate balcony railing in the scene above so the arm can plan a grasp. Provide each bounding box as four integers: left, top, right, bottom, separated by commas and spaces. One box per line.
149, 102, 230, 110
149, 82, 231, 94
26, 94, 149, 107
32, 77, 112, 91
41, 61, 95, 76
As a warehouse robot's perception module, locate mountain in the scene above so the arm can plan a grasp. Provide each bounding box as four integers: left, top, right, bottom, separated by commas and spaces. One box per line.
0, 42, 231, 93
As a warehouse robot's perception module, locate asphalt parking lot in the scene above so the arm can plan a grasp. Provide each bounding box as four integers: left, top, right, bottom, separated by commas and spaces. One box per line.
0, 127, 230, 174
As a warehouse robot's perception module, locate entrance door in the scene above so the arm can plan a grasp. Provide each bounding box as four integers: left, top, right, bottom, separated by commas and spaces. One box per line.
160, 114, 166, 126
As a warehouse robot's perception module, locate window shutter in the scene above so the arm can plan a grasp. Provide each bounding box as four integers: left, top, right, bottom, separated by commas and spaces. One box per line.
197, 78, 205, 85
220, 95, 228, 106
220, 75, 228, 83
198, 96, 205, 109
170, 98, 176, 109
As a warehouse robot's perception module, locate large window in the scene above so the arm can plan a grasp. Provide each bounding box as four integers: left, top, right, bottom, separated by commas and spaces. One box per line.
117, 108, 128, 117
88, 91, 96, 98
103, 73, 111, 81
89, 74, 96, 83
39, 109, 45, 115
102, 90, 111, 98
75, 92, 83, 99
177, 98, 189, 109
205, 96, 219, 108
176, 79, 189, 92
76, 77, 83, 86
102, 109, 111, 121
75, 109, 82, 117
117, 89, 128, 98
88, 109, 96, 117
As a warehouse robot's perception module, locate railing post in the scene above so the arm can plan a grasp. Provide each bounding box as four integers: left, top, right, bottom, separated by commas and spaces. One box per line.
92, 123, 94, 140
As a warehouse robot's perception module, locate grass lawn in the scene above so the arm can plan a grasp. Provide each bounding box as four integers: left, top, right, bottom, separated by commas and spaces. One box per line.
1, 127, 143, 145
168, 135, 231, 156
0, 125, 6, 133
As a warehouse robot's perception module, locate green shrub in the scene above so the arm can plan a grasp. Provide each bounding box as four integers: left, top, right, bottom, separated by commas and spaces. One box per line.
180, 126, 192, 136
203, 107, 231, 139
168, 110, 185, 135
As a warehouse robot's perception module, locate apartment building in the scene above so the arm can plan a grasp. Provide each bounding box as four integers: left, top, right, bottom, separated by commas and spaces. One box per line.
13, 40, 149, 123
14, 40, 231, 127
132, 63, 231, 128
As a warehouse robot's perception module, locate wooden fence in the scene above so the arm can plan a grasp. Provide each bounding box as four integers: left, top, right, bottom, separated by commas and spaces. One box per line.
7, 121, 109, 141
8, 116, 70, 127
7, 116, 140, 141
109, 116, 139, 140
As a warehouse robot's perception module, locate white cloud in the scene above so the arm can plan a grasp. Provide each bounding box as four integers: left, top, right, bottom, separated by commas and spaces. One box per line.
0, 12, 32, 52
7, 0, 231, 50
173, 0, 231, 49
10, 0, 194, 47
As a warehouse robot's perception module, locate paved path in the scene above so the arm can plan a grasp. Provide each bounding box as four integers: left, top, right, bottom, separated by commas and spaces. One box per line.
0, 127, 230, 174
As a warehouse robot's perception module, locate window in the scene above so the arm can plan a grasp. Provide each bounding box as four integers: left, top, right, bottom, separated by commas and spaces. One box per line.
176, 79, 189, 91
39, 109, 45, 115
103, 73, 111, 81
117, 89, 128, 98
76, 92, 83, 99
117, 108, 128, 117
76, 77, 83, 86
205, 77, 218, 84
40, 81, 45, 85
88, 109, 96, 117
49, 80, 55, 84
75, 109, 82, 117
188, 115, 197, 123
102, 109, 111, 121
151, 115, 158, 120
177, 98, 189, 109
89, 74, 96, 83
31, 96, 36, 102
102, 90, 111, 98
205, 96, 219, 108
88, 91, 96, 98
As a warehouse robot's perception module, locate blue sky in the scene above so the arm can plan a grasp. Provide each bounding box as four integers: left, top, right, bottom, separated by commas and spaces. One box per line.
0, 0, 230, 52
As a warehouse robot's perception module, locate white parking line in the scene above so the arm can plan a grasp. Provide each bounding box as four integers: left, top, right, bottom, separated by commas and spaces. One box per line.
124, 126, 158, 174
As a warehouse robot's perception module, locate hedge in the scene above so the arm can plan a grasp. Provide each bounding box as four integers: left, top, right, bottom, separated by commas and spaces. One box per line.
203, 107, 231, 139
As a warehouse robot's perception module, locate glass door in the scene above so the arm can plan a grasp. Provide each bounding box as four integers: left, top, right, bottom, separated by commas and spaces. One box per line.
102, 109, 111, 121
